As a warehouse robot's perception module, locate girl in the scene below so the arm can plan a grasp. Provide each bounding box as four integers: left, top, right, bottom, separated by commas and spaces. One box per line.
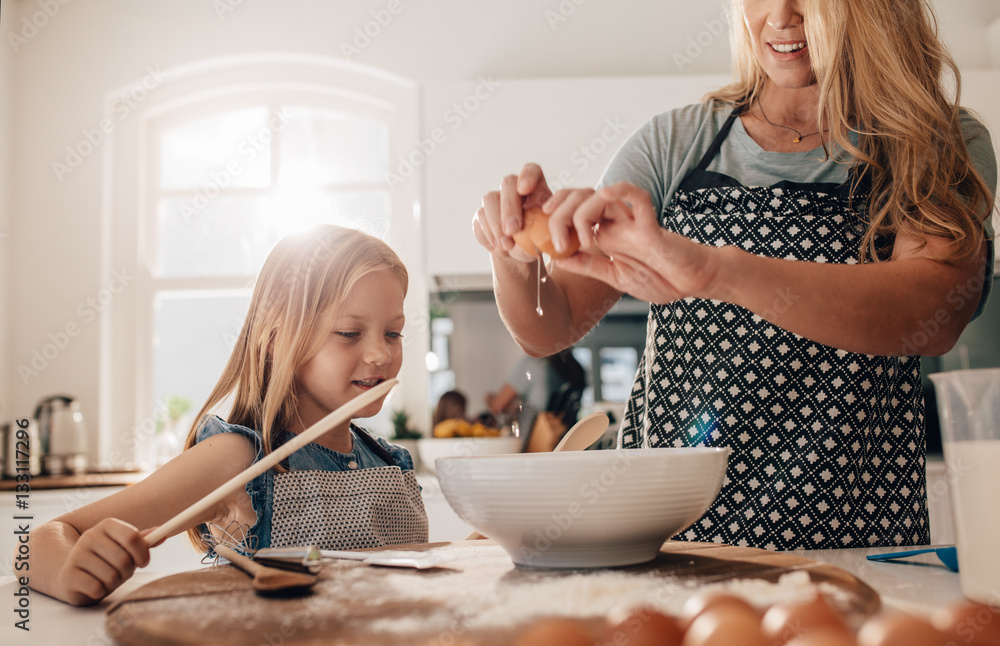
29, 225, 428, 605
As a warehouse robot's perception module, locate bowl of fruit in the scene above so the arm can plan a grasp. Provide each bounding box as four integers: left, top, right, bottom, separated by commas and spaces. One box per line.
417, 419, 522, 474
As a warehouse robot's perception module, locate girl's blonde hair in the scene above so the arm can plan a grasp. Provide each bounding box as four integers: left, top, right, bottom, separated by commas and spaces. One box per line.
182, 225, 408, 551
707, 0, 993, 264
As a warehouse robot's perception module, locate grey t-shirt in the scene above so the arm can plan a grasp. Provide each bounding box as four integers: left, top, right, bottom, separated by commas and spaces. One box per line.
598, 101, 997, 317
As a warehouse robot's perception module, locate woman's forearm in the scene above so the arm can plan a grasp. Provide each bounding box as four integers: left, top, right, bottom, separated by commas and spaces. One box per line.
491, 252, 621, 357
711, 245, 985, 356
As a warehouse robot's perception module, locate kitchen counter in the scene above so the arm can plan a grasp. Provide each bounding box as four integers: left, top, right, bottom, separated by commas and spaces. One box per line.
0, 471, 148, 491
0, 543, 967, 645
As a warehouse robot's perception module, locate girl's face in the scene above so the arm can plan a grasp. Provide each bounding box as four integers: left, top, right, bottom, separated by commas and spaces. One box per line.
294, 269, 405, 431
742, 0, 815, 89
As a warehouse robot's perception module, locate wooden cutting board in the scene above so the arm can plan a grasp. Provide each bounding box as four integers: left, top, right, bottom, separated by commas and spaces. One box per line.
106, 540, 880, 646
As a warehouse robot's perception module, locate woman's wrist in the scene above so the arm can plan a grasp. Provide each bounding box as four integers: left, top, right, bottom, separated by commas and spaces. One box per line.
703, 244, 747, 305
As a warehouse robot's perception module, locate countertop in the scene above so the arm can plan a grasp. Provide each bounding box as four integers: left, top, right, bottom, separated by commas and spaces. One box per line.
0, 543, 965, 645
0, 471, 148, 491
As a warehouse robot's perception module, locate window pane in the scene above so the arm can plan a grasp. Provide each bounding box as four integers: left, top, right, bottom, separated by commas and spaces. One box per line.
153, 291, 251, 424
328, 191, 391, 236
277, 106, 389, 186
159, 107, 272, 190
158, 197, 275, 277
599, 347, 638, 402
158, 191, 391, 277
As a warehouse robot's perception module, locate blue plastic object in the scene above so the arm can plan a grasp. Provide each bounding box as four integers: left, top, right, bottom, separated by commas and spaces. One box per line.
866, 546, 959, 572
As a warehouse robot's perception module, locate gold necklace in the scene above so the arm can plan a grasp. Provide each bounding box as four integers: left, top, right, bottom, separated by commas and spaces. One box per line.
757, 100, 827, 144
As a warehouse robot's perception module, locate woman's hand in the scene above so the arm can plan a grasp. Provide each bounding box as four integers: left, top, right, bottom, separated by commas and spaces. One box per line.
552, 182, 721, 304
57, 518, 152, 605
473, 163, 552, 263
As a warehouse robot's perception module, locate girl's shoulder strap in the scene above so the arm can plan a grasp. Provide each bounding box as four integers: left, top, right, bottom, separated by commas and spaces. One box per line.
352, 425, 397, 467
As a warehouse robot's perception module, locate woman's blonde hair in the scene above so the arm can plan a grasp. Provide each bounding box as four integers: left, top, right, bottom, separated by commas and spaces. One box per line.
707, 0, 993, 264
182, 225, 408, 551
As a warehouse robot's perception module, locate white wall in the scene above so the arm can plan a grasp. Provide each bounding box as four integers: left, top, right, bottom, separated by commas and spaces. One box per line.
1, 0, 998, 461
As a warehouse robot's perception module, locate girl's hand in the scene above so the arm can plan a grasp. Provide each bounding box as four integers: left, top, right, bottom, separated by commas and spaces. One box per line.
554, 182, 721, 304
57, 518, 152, 605
473, 163, 553, 263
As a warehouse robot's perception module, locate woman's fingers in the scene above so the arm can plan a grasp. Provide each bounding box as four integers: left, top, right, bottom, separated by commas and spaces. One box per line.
597, 182, 658, 221
557, 252, 620, 288
499, 174, 523, 237
475, 189, 503, 248
547, 189, 596, 253
517, 163, 550, 201
473, 164, 556, 263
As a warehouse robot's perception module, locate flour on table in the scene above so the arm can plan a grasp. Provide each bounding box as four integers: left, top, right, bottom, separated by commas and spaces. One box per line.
366, 565, 834, 635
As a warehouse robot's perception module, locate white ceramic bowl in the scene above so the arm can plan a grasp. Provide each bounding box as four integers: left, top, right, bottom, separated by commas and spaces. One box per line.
417, 436, 522, 474
436, 447, 730, 568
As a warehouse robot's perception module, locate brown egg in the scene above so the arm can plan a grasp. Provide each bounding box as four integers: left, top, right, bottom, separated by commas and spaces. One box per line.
857, 612, 949, 646
512, 206, 580, 260
513, 617, 594, 646
602, 607, 685, 646
932, 601, 1000, 645
785, 626, 859, 646
681, 592, 759, 629
762, 593, 852, 645
681, 603, 769, 646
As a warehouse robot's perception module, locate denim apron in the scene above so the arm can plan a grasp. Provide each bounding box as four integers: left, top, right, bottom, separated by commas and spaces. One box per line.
619, 108, 930, 550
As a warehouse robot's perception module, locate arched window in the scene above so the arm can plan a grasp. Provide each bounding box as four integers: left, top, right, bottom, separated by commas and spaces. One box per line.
101, 55, 424, 469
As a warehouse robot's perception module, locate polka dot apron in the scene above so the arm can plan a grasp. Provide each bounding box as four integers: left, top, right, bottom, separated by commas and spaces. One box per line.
269, 430, 428, 549
619, 108, 930, 550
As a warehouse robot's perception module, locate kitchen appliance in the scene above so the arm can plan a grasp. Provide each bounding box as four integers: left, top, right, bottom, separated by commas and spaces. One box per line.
34, 395, 89, 475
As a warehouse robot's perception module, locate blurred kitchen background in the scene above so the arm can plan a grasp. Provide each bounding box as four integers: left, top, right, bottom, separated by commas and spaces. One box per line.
0, 0, 998, 476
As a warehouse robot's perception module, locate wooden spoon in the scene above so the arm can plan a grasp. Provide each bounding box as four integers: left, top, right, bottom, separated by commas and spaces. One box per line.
215, 544, 318, 592
552, 412, 610, 452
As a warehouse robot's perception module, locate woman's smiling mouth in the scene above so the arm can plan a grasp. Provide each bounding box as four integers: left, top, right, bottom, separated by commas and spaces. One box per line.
353, 378, 384, 388
770, 41, 806, 54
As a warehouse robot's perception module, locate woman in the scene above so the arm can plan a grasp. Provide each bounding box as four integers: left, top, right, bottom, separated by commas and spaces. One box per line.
473, 0, 995, 550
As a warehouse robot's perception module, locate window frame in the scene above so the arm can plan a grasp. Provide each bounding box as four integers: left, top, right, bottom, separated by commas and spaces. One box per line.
102, 55, 425, 469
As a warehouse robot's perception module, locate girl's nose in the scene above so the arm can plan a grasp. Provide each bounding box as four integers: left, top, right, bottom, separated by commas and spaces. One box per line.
364, 339, 392, 366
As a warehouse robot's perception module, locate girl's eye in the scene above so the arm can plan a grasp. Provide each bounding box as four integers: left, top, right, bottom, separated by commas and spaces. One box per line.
386, 331, 403, 340
336, 331, 359, 339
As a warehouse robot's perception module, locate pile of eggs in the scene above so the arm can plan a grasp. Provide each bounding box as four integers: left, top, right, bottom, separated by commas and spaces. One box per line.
508, 593, 1000, 646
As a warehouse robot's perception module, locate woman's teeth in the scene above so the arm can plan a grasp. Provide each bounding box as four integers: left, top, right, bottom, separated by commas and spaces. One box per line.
354, 379, 381, 387
772, 42, 805, 53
